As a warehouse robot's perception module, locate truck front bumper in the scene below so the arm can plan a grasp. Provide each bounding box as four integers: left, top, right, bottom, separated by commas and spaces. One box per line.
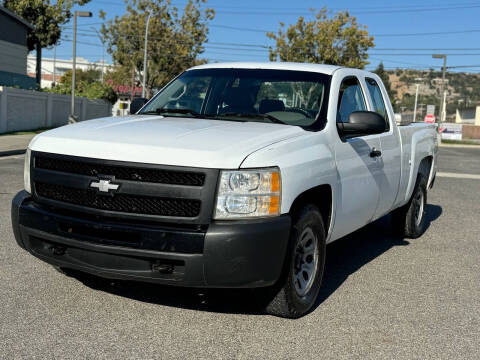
12, 191, 291, 288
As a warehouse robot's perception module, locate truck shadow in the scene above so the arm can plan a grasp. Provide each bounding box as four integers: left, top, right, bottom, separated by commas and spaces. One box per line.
312, 203, 442, 312
65, 204, 442, 316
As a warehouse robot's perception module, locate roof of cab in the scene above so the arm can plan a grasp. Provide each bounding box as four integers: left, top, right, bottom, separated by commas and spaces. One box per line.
188, 62, 342, 75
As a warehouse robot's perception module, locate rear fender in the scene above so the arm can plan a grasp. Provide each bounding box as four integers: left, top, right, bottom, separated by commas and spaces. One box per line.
405, 129, 436, 202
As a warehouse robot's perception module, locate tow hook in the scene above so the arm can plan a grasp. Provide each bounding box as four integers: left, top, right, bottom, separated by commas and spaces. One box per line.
49, 245, 66, 256
152, 261, 174, 274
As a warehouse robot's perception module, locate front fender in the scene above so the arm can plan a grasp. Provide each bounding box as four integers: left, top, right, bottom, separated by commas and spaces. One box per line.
240, 132, 336, 226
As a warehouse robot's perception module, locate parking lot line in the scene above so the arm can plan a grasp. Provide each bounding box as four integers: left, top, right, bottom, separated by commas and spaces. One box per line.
0, 155, 24, 161
437, 172, 480, 180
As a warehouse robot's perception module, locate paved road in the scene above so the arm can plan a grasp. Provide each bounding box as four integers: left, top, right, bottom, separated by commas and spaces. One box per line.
437, 146, 480, 175
1, 148, 479, 359
0, 134, 36, 156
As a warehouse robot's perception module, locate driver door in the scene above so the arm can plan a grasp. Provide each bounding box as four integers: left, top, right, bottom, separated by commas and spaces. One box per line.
332, 76, 382, 240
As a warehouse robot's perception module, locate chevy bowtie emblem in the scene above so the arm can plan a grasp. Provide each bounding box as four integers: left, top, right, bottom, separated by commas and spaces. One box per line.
90, 179, 120, 193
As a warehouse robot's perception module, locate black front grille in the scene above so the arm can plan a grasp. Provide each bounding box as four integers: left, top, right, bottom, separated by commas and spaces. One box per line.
36, 182, 201, 218
35, 156, 205, 186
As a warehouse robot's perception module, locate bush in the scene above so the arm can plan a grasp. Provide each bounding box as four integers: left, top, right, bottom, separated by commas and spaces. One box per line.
45, 80, 118, 104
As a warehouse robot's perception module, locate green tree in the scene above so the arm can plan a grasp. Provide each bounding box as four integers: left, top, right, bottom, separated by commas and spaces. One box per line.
100, 0, 214, 98
3, 0, 92, 86
46, 68, 117, 104
60, 67, 102, 86
373, 62, 396, 104
267, 8, 374, 68
104, 66, 132, 86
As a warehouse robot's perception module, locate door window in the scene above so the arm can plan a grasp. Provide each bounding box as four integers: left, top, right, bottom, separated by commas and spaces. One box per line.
337, 77, 366, 123
365, 78, 390, 131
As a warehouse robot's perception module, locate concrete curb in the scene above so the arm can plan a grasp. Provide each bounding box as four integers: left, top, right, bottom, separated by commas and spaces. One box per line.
439, 143, 480, 149
0, 149, 26, 157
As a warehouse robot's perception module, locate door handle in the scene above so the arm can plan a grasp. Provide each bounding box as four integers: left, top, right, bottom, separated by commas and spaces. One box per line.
370, 147, 382, 158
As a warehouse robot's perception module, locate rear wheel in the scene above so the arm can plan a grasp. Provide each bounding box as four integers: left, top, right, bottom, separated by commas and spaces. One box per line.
263, 204, 326, 318
392, 174, 428, 238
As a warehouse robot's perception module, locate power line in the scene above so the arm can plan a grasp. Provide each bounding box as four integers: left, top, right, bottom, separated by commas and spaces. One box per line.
213, 4, 480, 15
94, 1, 480, 15
447, 64, 480, 68
374, 48, 480, 51
374, 29, 480, 37
95, 0, 480, 10
370, 53, 480, 56
62, 21, 480, 39
63, 30, 271, 48
67, 29, 480, 52
369, 57, 443, 68
210, 24, 270, 33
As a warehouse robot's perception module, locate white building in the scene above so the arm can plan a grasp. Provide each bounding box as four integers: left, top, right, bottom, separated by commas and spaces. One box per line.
27, 55, 112, 88
455, 106, 480, 125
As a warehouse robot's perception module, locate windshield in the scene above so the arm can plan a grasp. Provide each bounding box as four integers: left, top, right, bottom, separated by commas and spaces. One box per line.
140, 68, 331, 129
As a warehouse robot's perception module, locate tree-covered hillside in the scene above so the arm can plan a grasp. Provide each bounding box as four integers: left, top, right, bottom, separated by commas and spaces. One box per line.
382, 67, 480, 118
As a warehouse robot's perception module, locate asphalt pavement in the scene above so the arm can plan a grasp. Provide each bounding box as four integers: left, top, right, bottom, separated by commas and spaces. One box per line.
0, 148, 479, 359
0, 134, 36, 156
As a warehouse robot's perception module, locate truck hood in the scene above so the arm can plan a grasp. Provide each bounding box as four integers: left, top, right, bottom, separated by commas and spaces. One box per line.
29, 115, 305, 168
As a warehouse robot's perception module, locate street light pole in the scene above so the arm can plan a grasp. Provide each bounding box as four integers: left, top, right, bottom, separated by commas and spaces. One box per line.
413, 84, 419, 122
69, 11, 92, 123
142, 13, 152, 98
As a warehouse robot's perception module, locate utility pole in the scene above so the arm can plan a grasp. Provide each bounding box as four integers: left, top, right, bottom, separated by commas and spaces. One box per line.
53, 44, 56, 86
69, 10, 92, 123
413, 84, 419, 122
432, 54, 447, 124
442, 90, 447, 124
142, 13, 152, 98
418, 103, 426, 118
412, 78, 424, 123
92, 27, 105, 83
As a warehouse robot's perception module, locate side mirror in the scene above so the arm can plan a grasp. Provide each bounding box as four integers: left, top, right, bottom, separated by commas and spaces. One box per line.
337, 111, 386, 138
129, 97, 148, 114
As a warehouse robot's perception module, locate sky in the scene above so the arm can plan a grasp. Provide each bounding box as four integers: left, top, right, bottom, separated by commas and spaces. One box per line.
43, 0, 480, 73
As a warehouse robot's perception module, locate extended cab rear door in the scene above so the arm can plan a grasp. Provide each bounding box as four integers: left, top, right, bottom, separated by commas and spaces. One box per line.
363, 76, 402, 220
331, 73, 382, 240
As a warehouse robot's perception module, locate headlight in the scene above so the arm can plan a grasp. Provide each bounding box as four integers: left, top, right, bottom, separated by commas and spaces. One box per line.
24, 148, 31, 193
214, 168, 281, 219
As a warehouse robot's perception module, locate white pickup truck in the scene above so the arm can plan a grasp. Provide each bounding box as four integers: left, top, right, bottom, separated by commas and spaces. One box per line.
12, 62, 438, 318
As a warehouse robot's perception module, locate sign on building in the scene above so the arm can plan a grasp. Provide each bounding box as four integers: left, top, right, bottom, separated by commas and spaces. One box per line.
426, 105, 435, 116
441, 123, 463, 140
425, 105, 436, 123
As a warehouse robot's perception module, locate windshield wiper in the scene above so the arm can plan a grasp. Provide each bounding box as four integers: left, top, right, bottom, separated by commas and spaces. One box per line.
141, 108, 202, 117
220, 112, 286, 125
141, 108, 248, 122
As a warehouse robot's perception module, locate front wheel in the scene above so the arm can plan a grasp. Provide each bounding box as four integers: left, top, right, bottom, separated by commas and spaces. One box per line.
263, 204, 326, 318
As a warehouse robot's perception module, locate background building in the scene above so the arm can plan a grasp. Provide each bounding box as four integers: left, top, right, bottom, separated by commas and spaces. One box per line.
0, 6, 35, 89
27, 55, 112, 89
455, 106, 480, 125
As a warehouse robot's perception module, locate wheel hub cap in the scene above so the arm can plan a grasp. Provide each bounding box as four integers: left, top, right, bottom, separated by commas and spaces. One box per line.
414, 190, 424, 227
293, 227, 319, 297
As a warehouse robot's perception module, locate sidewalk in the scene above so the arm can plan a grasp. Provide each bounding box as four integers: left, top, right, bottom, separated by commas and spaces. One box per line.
439, 141, 480, 149
0, 134, 37, 157
1, 132, 479, 157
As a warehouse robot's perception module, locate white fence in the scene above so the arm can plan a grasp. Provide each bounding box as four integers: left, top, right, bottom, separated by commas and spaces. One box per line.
0, 86, 112, 134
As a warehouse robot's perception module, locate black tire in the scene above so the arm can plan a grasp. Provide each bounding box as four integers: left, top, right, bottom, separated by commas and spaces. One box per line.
52, 265, 67, 275
392, 174, 428, 239
263, 204, 326, 318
